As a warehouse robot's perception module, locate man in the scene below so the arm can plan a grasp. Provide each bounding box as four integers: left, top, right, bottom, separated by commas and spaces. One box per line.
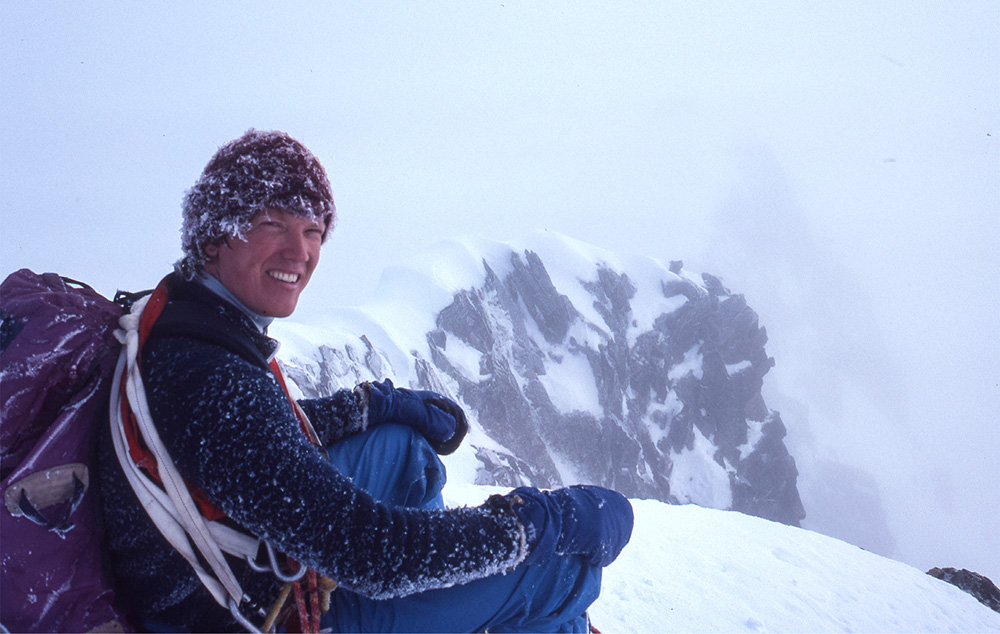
99, 129, 633, 632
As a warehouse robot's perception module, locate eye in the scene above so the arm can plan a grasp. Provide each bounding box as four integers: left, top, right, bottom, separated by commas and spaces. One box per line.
254, 219, 283, 233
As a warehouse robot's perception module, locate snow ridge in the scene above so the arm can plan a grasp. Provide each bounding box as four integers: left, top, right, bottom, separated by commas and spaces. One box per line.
276, 231, 802, 526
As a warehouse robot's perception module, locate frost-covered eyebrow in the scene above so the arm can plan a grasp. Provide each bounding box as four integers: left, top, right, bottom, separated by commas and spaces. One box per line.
254, 209, 323, 224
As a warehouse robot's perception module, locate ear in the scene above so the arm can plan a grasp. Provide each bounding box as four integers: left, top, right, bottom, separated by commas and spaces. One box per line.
204, 242, 220, 259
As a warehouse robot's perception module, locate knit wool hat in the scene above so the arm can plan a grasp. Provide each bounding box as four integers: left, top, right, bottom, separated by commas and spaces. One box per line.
175, 129, 336, 279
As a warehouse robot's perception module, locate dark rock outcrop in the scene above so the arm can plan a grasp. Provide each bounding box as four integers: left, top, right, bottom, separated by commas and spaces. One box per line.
927, 567, 1000, 613
281, 239, 805, 526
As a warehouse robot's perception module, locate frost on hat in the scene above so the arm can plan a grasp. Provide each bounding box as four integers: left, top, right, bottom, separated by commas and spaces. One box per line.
176, 129, 336, 279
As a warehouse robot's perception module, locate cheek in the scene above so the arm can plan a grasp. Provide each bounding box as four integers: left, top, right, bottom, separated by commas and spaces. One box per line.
308, 244, 322, 268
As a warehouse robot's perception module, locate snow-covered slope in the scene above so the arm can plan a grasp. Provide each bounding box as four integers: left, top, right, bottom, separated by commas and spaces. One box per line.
269, 232, 1000, 628
444, 483, 1000, 633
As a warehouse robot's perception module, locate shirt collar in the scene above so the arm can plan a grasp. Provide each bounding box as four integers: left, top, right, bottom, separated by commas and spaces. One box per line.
194, 272, 275, 334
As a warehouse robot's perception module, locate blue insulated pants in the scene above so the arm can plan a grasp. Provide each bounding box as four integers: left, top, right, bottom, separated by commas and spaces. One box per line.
323, 424, 600, 633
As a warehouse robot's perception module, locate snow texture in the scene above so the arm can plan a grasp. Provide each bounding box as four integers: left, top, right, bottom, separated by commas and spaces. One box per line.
445, 484, 1000, 633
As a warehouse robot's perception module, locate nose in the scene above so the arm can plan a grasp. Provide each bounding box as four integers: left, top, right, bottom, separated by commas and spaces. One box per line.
281, 229, 313, 262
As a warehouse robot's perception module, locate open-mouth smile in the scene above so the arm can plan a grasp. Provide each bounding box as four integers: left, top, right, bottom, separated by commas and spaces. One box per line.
268, 270, 300, 284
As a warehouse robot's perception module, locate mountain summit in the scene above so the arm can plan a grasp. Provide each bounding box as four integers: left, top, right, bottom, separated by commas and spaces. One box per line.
276, 232, 804, 526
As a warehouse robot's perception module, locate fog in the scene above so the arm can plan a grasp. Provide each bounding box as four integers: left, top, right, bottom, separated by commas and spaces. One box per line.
2, 2, 997, 581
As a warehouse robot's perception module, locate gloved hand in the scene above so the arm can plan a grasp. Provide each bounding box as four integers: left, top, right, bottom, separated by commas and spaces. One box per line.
363, 379, 468, 455
506, 485, 633, 568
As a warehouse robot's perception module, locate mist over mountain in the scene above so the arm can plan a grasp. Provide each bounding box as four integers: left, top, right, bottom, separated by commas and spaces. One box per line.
276, 232, 805, 526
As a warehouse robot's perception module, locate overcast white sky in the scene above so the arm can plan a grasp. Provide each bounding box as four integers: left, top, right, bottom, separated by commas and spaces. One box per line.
2, 2, 998, 581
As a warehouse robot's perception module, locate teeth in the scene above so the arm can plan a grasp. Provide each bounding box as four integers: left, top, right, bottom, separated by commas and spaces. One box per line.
269, 271, 299, 283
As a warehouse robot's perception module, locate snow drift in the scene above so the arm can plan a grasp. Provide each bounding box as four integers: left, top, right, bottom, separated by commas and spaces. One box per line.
445, 484, 1000, 633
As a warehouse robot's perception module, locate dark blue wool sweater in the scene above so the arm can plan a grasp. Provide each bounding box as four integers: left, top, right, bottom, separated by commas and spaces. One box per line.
98, 277, 526, 632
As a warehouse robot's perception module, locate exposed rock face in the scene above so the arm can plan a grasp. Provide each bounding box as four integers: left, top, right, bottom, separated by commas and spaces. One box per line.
280, 237, 805, 526
927, 568, 1000, 613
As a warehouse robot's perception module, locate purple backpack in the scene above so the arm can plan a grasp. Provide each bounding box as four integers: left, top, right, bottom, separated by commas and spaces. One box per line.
1, 270, 130, 633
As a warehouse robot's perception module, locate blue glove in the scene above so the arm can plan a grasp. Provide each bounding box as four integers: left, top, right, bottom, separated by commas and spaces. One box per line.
507, 485, 633, 568
363, 379, 468, 455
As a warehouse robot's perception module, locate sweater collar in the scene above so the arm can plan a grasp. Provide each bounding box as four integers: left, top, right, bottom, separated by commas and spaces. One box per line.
163, 273, 281, 363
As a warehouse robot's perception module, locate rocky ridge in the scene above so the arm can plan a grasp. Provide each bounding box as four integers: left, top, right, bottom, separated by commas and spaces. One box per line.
927, 567, 1000, 613
278, 234, 805, 526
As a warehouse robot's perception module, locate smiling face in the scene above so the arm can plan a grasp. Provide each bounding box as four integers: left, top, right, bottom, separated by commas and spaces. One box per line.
203, 208, 325, 318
